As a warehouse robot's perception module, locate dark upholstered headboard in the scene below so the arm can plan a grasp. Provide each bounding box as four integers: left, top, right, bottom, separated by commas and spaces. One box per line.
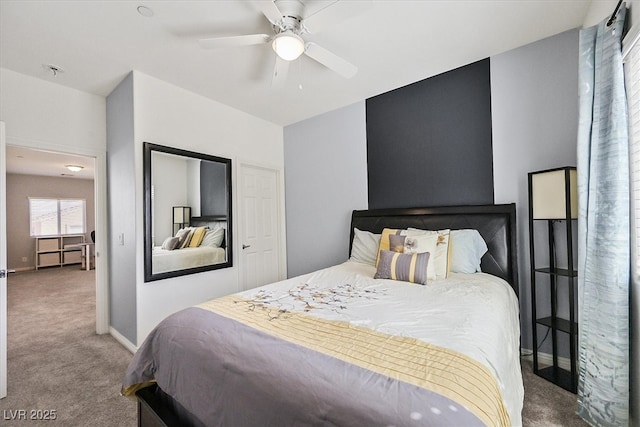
349, 204, 519, 296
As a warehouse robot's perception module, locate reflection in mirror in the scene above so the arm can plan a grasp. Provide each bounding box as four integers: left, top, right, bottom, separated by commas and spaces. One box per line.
144, 142, 232, 282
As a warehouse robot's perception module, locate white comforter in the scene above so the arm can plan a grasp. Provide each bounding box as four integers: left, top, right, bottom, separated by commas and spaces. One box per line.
239, 260, 524, 426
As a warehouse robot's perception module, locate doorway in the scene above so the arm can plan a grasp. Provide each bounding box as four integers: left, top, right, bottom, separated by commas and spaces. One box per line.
3, 144, 108, 334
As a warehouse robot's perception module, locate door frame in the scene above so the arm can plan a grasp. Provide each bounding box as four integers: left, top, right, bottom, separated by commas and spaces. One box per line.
1, 121, 7, 398
237, 161, 287, 289
4, 136, 109, 335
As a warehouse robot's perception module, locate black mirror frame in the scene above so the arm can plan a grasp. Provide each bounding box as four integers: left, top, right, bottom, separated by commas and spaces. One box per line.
143, 142, 233, 282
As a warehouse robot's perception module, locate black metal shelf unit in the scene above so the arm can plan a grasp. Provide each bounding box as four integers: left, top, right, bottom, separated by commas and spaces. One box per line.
528, 166, 578, 393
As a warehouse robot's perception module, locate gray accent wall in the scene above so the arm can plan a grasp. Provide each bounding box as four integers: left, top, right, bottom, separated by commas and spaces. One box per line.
106, 73, 137, 344
491, 28, 580, 352
283, 102, 368, 277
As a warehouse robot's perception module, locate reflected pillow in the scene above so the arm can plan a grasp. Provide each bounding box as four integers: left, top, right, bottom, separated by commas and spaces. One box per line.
349, 228, 381, 266
189, 227, 207, 248
179, 228, 195, 249
449, 229, 488, 273
201, 227, 225, 248
161, 237, 179, 251
374, 250, 430, 285
174, 228, 191, 248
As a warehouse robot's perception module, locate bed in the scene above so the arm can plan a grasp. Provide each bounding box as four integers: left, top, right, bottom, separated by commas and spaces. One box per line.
123, 204, 523, 427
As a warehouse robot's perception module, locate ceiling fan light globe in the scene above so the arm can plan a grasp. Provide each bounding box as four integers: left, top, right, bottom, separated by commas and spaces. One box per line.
272, 33, 304, 61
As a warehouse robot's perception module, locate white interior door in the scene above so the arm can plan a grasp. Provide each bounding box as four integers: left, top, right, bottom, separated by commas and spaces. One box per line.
1, 121, 8, 398
239, 164, 282, 291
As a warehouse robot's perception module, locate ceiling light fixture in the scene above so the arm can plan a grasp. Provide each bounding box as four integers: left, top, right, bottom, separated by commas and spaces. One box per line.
66, 165, 84, 172
272, 32, 305, 61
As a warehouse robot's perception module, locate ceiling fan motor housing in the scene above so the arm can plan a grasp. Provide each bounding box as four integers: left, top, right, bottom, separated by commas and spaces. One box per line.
275, 15, 302, 35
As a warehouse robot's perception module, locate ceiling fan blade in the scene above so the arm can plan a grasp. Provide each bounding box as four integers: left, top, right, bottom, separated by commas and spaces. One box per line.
254, 0, 283, 25
272, 56, 290, 89
198, 34, 270, 49
304, 42, 357, 79
302, 0, 372, 33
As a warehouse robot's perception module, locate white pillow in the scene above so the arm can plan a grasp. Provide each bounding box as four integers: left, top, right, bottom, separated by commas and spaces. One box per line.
349, 228, 381, 266
201, 227, 225, 248
404, 228, 450, 280
398, 231, 439, 282
449, 229, 488, 273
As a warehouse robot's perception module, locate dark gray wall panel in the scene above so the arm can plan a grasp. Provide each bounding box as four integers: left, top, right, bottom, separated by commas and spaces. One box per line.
200, 160, 228, 218
366, 59, 494, 209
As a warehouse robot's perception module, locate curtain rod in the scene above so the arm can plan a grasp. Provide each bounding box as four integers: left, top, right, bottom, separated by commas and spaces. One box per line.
606, 0, 624, 27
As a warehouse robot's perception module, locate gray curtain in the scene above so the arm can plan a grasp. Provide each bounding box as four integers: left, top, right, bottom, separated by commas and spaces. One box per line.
576, 6, 630, 427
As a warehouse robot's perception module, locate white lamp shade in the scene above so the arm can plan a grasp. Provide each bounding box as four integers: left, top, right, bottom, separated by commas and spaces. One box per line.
272, 33, 304, 61
531, 168, 577, 219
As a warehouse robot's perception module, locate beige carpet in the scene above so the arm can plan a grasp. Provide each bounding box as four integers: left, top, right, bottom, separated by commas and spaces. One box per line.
521, 359, 589, 427
1, 266, 589, 426
2, 266, 136, 426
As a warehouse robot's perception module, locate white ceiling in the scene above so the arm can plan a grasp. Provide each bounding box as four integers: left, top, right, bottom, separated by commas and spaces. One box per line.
5, 145, 95, 179
1, 0, 592, 128
1, 1, 592, 177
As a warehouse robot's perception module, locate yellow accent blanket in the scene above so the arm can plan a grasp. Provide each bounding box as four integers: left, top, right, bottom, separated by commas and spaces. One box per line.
198, 295, 510, 427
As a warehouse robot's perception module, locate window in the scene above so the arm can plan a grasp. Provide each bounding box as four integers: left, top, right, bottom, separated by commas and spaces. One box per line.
29, 198, 86, 236
625, 30, 640, 277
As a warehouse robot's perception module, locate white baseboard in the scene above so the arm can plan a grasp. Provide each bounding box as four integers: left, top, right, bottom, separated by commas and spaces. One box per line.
521, 348, 572, 371
110, 326, 138, 354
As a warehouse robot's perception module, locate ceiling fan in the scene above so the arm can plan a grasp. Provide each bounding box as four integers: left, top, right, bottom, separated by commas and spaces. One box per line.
198, 0, 366, 87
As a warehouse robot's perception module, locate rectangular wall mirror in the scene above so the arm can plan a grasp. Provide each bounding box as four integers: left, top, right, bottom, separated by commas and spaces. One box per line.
144, 142, 232, 282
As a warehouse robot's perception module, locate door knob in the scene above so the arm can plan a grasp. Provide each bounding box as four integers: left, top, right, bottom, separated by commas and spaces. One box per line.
242, 244, 251, 250
0, 269, 16, 279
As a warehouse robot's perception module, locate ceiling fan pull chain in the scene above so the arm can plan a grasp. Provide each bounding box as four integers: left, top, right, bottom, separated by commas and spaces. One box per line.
298, 57, 303, 90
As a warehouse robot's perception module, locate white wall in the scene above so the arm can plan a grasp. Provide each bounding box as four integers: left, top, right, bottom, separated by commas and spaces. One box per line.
152, 152, 189, 245
283, 102, 368, 277
0, 68, 105, 153
130, 71, 284, 344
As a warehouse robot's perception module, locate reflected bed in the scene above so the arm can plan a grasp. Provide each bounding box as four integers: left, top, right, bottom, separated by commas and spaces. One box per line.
152, 246, 226, 274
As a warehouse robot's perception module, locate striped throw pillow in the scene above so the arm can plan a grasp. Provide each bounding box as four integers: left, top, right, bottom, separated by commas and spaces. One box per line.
374, 249, 431, 285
